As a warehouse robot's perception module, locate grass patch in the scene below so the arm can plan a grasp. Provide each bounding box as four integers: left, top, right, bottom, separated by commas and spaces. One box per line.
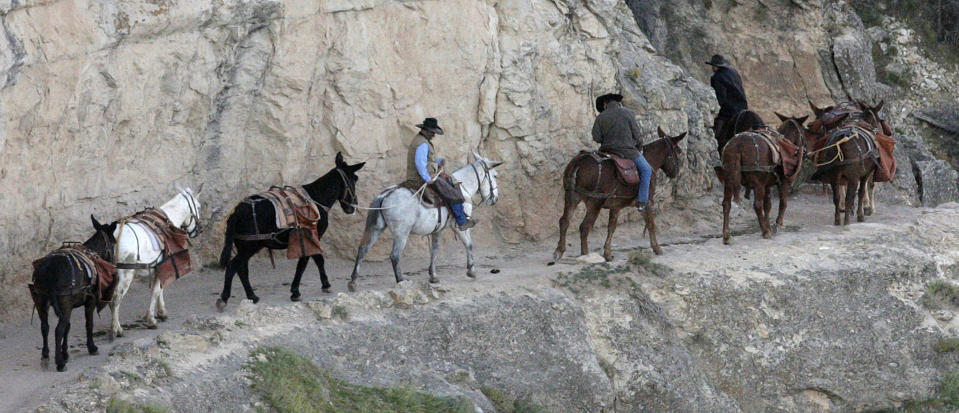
887, 372, 959, 412
106, 397, 170, 413
554, 264, 630, 294
247, 347, 473, 413
479, 387, 548, 413
935, 338, 959, 353
922, 281, 959, 309
332, 305, 349, 320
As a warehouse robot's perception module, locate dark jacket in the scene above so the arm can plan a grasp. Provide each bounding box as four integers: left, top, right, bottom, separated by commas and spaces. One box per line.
591, 101, 643, 159
710, 67, 748, 118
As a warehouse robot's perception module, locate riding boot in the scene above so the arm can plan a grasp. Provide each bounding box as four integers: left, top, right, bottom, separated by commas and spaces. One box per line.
450, 203, 477, 230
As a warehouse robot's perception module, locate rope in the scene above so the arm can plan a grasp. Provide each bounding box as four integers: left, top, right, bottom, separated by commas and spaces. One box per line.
347, 169, 441, 211
810, 136, 852, 167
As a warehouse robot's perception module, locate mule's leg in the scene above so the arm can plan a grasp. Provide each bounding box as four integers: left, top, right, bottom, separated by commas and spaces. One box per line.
290, 257, 310, 302
237, 255, 259, 303
776, 182, 788, 228
54, 306, 69, 371
753, 185, 770, 238
722, 182, 733, 245
857, 175, 869, 222
85, 299, 98, 355
844, 177, 858, 226
763, 184, 774, 234
838, 182, 847, 213
864, 173, 876, 216
455, 228, 477, 278
146, 273, 162, 329
553, 191, 579, 261
831, 181, 841, 226
579, 202, 602, 256
349, 222, 385, 292
218, 254, 241, 310
311, 254, 332, 293
428, 232, 441, 283
603, 208, 621, 261
110, 269, 134, 339
389, 235, 410, 283
645, 174, 663, 255
39, 299, 50, 367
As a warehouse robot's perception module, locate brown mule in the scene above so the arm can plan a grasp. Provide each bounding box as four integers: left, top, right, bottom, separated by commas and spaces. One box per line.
810, 105, 884, 226
553, 127, 687, 260
714, 112, 809, 244
808, 100, 889, 216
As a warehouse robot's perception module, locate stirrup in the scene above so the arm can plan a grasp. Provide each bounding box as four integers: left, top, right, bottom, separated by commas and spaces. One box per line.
457, 218, 478, 231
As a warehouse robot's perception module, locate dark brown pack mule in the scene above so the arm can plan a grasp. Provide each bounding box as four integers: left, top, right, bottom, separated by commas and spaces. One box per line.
714, 111, 808, 244
553, 127, 686, 260
31, 216, 117, 372
810, 104, 884, 226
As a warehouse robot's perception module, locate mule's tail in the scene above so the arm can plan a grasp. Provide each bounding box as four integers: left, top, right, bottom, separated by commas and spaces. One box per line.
364, 194, 387, 232
34, 259, 62, 317
219, 209, 238, 268
719, 148, 744, 202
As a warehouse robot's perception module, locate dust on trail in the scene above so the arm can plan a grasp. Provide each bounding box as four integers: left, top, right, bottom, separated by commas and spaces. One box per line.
0, 190, 920, 412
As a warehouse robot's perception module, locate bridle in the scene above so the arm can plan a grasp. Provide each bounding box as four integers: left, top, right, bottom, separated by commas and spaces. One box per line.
334, 168, 358, 209
783, 118, 808, 153
659, 137, 680, 178
180, 191, 202, 238
470, 161, 498, 205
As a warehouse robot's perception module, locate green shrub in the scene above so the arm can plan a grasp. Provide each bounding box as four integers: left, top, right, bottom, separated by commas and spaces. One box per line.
935, 338, 959, 353
247, 347, 473, 413
105, 398, 170, 413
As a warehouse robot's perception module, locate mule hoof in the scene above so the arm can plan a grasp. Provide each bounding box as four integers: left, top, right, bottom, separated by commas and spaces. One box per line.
147, 323, 158, 330
466, 271, 476, 279
864, 207, 873, 216
771, 225, 779, 234
57, 364, 66, 372
250, 296, 260, 304
347, 282, 356, 292
322, 288, 332, 294
156, 314, 168, 322
429, 278, 439, 284
41, 358, 49, 368
215, 298, 227, 312
552, 250, 564, 261
858, 216, 866, 223
290, 294, 301, 302
652, 247, 664, 255
604, 255, 614, 262
89, 347, 99, 355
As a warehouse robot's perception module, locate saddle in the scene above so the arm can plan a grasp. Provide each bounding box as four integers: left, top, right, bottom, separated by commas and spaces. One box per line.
577, 151, 640, 185
245, 186, 323, 259
30, 243, 116, 311
118, 208, 192, 288
399, 175, 465, 208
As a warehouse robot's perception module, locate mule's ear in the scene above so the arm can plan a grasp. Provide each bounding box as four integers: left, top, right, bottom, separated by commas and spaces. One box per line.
809, 100, 823, 117
775, 112, 789, 122
797, 115, 809, 125
91, 214, 102, 230
348, 161, 366, 172
195, 182, 205, 196
105, 220, 118, 234
490, 160, 504, 168
335, 152, 345, 167
471, 150, 482, 162
657, 126, 666, 138
671, 132, 688, 144
873, 100, 885, 114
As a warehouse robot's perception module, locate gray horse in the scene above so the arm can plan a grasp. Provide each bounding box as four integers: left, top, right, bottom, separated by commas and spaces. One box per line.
349, 152, 503, 291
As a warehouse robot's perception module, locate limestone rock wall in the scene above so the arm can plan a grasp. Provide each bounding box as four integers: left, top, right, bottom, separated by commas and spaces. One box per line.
0, 0, 720, 315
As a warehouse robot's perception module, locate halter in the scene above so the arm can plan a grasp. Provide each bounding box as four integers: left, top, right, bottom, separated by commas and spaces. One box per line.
658, 137, 680, 177
334, 168, 357, 208
470, 161, 498, 205
782, 118, 808, 152
180, 191, 202, 238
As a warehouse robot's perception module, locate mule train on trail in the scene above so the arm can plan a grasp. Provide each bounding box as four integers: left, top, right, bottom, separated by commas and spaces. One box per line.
349, 151, 503, 291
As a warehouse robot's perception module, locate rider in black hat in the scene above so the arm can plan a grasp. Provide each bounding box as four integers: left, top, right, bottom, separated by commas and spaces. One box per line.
591, 93, 653, 212
406, 117, 477, 231
707, 54, 748, 152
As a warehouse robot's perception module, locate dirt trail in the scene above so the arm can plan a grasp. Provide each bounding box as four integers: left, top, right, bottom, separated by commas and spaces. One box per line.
0, 190, 921, 412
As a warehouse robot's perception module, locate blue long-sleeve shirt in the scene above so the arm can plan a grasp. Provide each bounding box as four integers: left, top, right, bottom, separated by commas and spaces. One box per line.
414, 143, 442, 182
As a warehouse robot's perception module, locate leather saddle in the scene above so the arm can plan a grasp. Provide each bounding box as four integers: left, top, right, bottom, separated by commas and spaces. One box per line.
578, 151, 640, 185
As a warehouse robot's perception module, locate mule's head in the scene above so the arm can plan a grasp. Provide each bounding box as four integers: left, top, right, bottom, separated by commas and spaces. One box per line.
645, 127, 686, 179
856, 99, 885, 131
177, 186, 203, 238
775, 112, 810, 149
334, 152, 366, 215
88, 215, 118, 262
470, 150, 504, 206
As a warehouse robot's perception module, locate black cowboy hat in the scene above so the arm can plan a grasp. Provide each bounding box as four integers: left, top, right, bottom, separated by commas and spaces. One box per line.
416, 117, 444, 135
705, 54, 731, 67
595, 93, 624, 112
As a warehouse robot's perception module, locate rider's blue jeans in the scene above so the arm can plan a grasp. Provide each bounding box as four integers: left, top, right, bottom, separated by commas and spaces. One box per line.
450, 203, 467, 226
633, 155, 653, 204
